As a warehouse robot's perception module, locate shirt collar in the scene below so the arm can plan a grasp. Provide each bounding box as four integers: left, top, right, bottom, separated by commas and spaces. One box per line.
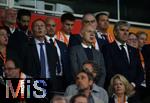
116, 40, 127, 48
112, 93, 128, 102
75, 83, 101, 93
81, 43, 92, 49
96, 30, 108, 37
91, 83, 102, 92
35, 38, 45, 44
45, 35, 55, 43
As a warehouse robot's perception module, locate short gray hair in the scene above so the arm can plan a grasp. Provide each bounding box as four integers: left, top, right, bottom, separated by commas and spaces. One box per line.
113, 20, 130, 33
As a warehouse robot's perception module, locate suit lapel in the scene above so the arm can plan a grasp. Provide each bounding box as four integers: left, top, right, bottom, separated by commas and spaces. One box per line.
113, 41, 130, 65
79, 45, 88, 61
92, 49, 97, 61
29, 39, 41, 75
56, 40, 63, 55
45, 41, 58, 77
127, 45, 132, 64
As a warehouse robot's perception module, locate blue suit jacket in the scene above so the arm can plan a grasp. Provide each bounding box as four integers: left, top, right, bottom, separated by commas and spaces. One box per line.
22, 38, 58, 78
102, 41, 144, 88
68, 34, 82, 48
142, 44, 150, 88
55, 40, 73, 85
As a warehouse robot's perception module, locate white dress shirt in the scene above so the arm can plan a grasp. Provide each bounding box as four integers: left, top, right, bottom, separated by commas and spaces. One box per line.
35, 38, 50, 78
116, 40, 130, 63
45, 35, 63, 76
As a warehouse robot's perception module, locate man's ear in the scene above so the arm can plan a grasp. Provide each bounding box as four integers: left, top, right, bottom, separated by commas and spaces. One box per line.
89, 80, 93, 86
80, 33, 84, 38
113, 30, 117, 38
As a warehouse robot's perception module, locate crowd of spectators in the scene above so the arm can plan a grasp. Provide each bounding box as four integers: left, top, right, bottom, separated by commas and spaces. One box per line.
0, 8, 149, 103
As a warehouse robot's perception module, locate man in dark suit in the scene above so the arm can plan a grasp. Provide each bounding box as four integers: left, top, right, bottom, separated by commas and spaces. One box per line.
95, 11, 114, 47
5, 9, 31, 59
70, 25, 106, 87
140, 44, 150, 103
69, 13, 97, 48
142, 44, 150, 89
69, 13, 106, 51
22, 18, 58, 78
102, 20, 144, 90
3, 8, 17, 37
22, 19, 59, 100
17, 9, 33, 40
45, 17, 72, 92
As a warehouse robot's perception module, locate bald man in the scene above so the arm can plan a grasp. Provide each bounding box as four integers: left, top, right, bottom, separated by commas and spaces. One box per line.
70, 25, 106, 87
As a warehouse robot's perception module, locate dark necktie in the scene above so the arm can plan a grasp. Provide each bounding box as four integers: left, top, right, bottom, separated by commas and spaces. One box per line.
101, 34, 109, 42
50, 38, 54, 46
120, 45, 129, 63
39, 43, 46, 78
101, 34, 107, 40
49, 39, 61, 74
84, 47, 93, 60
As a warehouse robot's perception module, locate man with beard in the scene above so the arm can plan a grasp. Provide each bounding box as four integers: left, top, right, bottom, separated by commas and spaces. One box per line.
17, 9, 32, 40
8, 9, 32, 56
45, 17, 72, 93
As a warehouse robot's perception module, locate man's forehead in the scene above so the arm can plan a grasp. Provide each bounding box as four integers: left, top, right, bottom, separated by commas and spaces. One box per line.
77, 72, 87, 77
6, 8, 17, 13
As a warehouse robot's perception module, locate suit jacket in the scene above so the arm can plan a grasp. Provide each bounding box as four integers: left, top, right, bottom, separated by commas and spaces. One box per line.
102, 41, 144, 88
70, 45, 106, 87
5, 26, 29, 59
142, 44, 150, 88
95, 32, 109, 50
48, 39, 73, 92
68, 34, 82, 48
56, 40, 73, 85
68, 33, 105, 51
22, 38, 58, 79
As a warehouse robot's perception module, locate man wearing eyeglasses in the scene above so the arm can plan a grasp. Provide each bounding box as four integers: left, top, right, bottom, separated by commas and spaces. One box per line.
45, 17, 73, 93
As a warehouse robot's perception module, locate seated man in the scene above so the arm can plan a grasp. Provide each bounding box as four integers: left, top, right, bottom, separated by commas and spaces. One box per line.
70, 94, 88, 103
50, 95, 68, 103
64, 70, 108, 103
3, 58, 50, 103
0, 58, 30, 103
82, 60, 104, 87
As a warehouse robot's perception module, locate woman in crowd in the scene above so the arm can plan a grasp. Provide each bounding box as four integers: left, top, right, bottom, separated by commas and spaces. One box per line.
108, 74, 141, 103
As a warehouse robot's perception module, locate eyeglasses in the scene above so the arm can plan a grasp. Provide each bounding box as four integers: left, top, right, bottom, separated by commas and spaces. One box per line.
83, 67, 97, 73
128, 38, 137, 41
83, 20, 96, 24
46, 24, 56, 27
4, 67, 16, 70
